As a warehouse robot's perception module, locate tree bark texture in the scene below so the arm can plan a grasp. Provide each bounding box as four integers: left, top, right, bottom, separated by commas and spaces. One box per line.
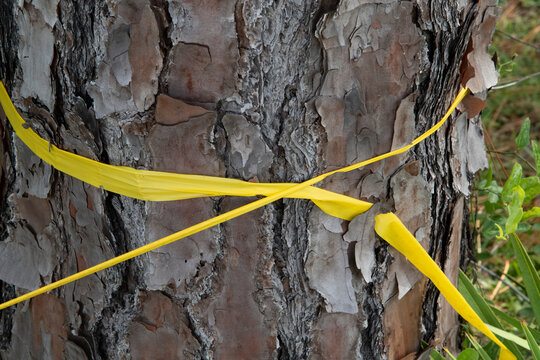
0, 0, 497, 359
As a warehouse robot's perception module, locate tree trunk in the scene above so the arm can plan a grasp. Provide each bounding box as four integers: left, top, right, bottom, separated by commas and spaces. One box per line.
0, 0, 497, 359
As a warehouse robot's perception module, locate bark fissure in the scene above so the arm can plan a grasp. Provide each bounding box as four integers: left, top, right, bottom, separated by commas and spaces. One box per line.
93, 275, 137, 360
360, 284, 384, 358
69, 302, 99, 360
0, 281, 14, 351
184, 306, 210, 359
0, 0, 18, 89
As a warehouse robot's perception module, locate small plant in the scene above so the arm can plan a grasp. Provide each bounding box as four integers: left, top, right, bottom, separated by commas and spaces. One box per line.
430, 1, 539, 357
476, 119, 539, 244
430, 120, 540, 359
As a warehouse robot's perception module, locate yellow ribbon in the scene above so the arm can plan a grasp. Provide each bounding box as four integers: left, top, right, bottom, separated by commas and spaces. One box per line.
375, 213, 514, 360
0, 83, 514, 359
0, 82, 371, 221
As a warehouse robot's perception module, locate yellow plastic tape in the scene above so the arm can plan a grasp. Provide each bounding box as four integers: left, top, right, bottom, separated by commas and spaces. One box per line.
375, 213, 514, 360
0, 83, 371, 221
0, 84, 512, 358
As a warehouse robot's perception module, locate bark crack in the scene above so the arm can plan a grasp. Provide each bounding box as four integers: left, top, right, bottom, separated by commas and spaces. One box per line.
415, 1, 479, 344
359, 283, 384, 358
0, 0, 18, 88
0, 281, 15, 350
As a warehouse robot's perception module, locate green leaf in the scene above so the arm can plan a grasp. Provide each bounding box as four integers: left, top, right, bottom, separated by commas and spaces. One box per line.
491, 307, 540, 344
505, 186, 524, 234
510, 233, 540, 325
484, 342, 501, 360
518, 307, 535, 319
516, 118, 530, 149
520, 176, 540, 204
444, 348, 458, 360
430, 349, 447, 360
457, 348, 479, 360
495, 223, 506, 239
521, 323, 540, 360
466, 333, 493, 360
485, 201, 503, 215
417, 348, 433, 360
476, 252, 493, 261
491, 307, 521, 328
459, 270, 525, 359
482, 219, 503, 240
532, 140, 540, 177
522, 207, 540, 222
516, 222, 532, 233
487, 191, 499, 204
488, 182, 504, 196
479, 168, 494, 189
486, 167, 493, 188
486, 324, 530, 350
502, 163, 523, 203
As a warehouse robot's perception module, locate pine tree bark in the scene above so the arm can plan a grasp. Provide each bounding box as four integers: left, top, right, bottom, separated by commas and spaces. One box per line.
0, 0, 497, 359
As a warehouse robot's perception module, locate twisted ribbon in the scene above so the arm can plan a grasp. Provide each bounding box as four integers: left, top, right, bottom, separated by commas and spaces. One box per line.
0, 83, 514, 359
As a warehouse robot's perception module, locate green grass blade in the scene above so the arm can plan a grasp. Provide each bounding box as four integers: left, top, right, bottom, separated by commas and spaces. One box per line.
459, 270, 525, 359
484, 341, 502, 359
459, 270, 505, 324
521, 323, 540, 360
444, 348, 458, 360
466, 333, 494, 360
486, 324, 529, 350
491, 306, 521, 328
509, 233, 540, 325
430, 349, 447, 360
490, 306, 540, 345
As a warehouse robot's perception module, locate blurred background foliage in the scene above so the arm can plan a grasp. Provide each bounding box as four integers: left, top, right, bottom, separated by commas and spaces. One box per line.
471, 0, 539, 325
